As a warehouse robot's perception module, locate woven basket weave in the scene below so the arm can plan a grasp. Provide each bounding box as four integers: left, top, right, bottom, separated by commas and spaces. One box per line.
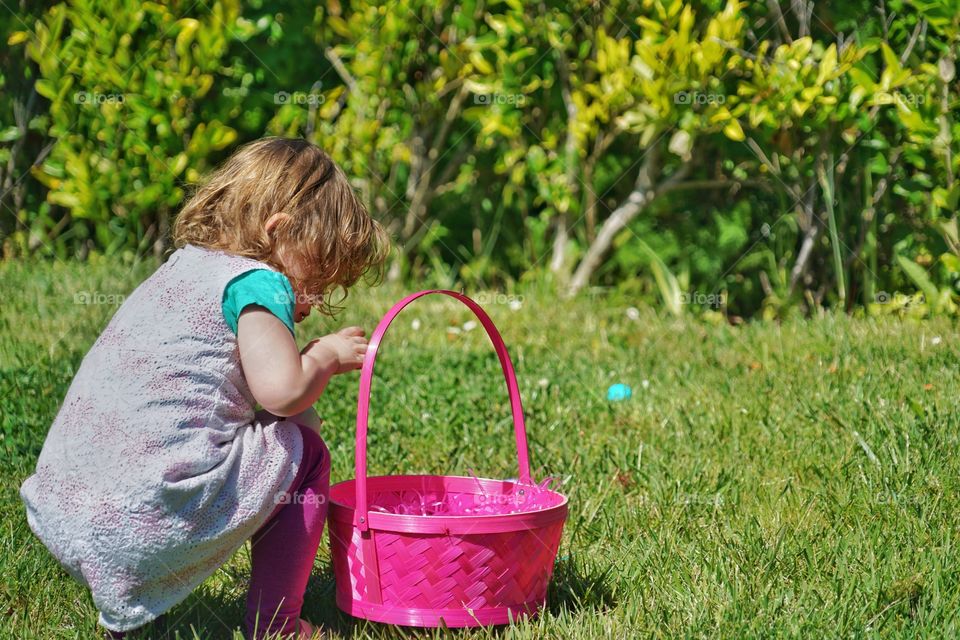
327, 290, 569, 627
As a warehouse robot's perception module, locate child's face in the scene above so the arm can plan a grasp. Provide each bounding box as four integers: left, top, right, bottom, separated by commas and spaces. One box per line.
276, 250, 319, 323
283, 263, 315, 323
292, 286, 313, 323
265, 214, 321, 323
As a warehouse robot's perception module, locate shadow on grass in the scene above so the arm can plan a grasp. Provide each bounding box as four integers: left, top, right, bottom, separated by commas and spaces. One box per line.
146, 553, 614, 639
543, 554, 618, 623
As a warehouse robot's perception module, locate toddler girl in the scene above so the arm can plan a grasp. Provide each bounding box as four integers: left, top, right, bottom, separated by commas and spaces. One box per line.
19, 137, 388, 639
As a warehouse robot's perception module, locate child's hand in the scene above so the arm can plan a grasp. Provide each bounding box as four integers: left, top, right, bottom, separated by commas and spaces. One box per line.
302, 326, 368, 374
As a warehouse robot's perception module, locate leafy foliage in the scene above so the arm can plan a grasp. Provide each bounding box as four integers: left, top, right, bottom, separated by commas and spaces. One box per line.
1, 0, 958, 318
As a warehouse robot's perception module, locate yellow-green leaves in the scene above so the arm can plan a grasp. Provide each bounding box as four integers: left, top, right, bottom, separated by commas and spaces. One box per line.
848, 67, 875, 109
708, 107, 744, 141
469, 51, 494, 75
722, 118, 745, 141
792, 36, 813, 60
174, 18, 200, 58
817, 44, 838, 85
7, 30, 29, 46
15, 0, 244, 250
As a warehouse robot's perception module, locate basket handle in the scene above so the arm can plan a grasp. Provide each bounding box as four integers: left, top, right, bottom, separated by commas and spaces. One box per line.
353, 289, 532, 532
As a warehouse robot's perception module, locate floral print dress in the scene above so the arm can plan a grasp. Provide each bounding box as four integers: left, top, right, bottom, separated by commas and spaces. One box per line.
20, 244, 305, 632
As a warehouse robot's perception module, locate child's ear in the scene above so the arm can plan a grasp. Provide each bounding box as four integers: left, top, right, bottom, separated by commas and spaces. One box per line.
264, 212, 290, 237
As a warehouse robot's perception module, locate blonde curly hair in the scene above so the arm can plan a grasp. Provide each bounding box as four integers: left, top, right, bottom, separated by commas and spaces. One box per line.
173, 137, 389, 314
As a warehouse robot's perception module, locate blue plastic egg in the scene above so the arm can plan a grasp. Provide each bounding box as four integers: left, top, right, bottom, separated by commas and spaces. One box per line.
607, 383, 632, 401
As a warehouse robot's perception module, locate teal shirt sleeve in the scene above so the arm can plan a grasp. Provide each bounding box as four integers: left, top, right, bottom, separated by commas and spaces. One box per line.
221, 269, 296, 337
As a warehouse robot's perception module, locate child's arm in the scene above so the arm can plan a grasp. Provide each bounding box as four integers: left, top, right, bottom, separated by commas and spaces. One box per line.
237, 306, 367, 417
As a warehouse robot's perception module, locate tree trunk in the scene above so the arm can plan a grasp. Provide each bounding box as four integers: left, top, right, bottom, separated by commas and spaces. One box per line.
549, 217, 569, 274
583, 161, 598, 243
567, 147, 691, 296
549, 47, 580, 277
569, 147, 674, 295
788, 154, 823, 296
567, 188, 651, 295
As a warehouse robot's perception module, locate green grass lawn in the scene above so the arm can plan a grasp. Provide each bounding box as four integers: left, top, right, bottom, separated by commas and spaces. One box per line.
2, 259, 960, 639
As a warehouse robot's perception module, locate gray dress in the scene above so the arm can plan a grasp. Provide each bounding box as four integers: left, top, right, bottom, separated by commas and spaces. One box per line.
20, 244, 305, 631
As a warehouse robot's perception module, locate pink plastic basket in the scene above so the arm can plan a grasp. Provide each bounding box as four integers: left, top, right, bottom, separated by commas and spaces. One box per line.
327, 290, 569, 627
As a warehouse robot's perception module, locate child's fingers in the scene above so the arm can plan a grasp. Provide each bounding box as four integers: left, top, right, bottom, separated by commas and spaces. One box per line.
338, 326, 365, 337
346, 349, 365, 369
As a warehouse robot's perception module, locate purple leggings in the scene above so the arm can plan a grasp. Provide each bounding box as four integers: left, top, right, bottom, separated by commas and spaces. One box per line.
244, 424, 331, 639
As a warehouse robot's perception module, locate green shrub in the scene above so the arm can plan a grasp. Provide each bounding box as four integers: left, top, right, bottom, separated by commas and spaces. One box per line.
1, 0, 958, 318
